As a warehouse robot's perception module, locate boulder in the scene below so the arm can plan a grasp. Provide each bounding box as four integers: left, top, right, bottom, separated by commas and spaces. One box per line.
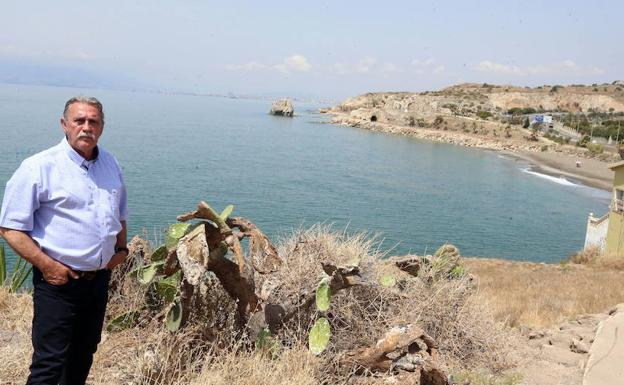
270, 99, 294, 117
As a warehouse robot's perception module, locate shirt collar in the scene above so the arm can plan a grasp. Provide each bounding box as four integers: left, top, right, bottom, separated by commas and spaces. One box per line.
60, 137, 99, 169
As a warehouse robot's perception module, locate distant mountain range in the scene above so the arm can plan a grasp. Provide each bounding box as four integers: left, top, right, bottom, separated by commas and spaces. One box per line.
0, 60, 146, 91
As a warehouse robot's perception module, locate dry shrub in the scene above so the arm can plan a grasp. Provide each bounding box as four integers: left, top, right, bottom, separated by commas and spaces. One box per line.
0, 227, 516, 384
568, 246, 624, 270
0, 288, 32, 384
325, 263, 513, 374
91, 327, 209, 385
568, 246, 601, 265
272, 225, 379, 295
270, 226, 514, 375
191, 344, 322, 385
465, 257, 624, 328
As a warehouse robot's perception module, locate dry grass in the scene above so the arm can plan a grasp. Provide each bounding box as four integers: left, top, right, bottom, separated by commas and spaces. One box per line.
0, 288, 32, 383
464, 257, 624, 328
568, 246, 624, 270
190, 344, 322, 385
0, 227, 517, 384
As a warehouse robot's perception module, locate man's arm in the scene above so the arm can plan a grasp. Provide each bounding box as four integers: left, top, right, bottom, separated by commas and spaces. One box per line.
106, 220, 127, 269
0, 227, 78, 285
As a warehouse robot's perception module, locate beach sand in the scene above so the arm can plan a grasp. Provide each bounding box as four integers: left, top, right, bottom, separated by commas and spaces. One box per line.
505, 151, 614, 191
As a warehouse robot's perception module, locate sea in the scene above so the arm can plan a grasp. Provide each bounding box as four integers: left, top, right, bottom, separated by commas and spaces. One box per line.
0, 83, 611, 268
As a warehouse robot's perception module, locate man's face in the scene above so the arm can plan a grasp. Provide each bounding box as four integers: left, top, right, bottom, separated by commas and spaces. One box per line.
61, 102, 104, 159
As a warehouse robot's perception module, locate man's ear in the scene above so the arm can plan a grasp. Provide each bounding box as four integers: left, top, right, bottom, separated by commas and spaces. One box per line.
60, 117, 68, 134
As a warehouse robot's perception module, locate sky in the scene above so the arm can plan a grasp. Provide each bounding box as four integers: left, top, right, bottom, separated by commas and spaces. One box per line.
1, 0, 622, 100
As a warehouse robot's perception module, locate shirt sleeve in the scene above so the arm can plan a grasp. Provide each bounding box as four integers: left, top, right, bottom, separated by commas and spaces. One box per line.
0, 160, 41, 231
119, 178, 128, 221
115, 160, 129, 221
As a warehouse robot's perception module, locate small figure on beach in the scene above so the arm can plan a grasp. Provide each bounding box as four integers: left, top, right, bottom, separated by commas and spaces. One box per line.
576, 159, 581, 168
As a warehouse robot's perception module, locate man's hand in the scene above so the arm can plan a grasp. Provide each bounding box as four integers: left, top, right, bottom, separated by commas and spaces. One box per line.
0, 227, 79, 285
41, 258, 79, 285
106, 251, 127, 270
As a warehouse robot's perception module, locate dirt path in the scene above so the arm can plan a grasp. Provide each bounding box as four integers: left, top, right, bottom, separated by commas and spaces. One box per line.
517, 313, 607, 385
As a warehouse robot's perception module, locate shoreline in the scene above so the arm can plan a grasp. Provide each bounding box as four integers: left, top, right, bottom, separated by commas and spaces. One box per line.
326, 111, 615, 192
502, 151, 613, 191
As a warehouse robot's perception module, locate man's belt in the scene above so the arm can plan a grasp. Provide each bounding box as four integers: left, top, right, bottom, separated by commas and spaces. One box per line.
74, 269, 107, 281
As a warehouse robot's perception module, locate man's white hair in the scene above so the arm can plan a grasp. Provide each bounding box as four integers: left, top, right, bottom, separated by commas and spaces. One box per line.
63, 96, 105, 122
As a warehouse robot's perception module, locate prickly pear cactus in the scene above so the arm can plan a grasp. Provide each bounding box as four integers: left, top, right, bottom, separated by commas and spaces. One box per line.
379, 275, 397, 287
166, 298, 183, 332
219, 204, 234, 220
309, 317, 331, 355
315, 277, 331, 311
165, 223, 192, 249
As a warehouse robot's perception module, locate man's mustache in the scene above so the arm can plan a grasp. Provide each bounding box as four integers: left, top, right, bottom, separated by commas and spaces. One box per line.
78, 132, 96, 140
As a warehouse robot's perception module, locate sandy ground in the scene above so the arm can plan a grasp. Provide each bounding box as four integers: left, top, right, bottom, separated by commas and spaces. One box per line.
505, 151, 614, 191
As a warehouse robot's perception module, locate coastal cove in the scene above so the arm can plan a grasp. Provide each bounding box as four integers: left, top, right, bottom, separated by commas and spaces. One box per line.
0, 84, 610, 265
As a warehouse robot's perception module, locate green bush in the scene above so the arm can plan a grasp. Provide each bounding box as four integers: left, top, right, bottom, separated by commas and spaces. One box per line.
476, 111, 493, 120
508, 107, 537, 115
0, 243, 32, 293
586, 143, 604, 155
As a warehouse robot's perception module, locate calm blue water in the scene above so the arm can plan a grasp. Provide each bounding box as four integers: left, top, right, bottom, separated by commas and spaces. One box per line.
0, 84, 610, 266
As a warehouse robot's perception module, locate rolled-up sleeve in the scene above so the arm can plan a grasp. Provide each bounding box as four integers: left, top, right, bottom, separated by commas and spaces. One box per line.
0, 161, 40, 231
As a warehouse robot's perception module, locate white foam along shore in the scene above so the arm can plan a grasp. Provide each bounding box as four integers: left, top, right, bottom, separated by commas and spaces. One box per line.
501, 150, 614, 192
521, 168, 580, 187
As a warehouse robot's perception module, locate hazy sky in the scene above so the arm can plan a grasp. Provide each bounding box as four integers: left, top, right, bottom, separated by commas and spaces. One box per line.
1, 1, 621, 99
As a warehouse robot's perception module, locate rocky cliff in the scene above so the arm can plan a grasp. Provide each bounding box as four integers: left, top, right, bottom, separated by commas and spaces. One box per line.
331, 83, 624, 127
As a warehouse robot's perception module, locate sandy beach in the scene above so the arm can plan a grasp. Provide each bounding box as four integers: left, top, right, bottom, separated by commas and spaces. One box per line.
505, 151, 614, 191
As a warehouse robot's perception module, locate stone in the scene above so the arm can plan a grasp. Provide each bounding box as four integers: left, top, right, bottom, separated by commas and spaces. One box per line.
270, 99, 294, 117
571, 339, 590, 354
584, 308, 624, 385
548, 331, 580, 349
527, 330, 546, 340
540, 345, 584, 367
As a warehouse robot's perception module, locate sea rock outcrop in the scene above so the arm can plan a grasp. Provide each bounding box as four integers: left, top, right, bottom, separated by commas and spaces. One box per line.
270, 99, 294, 117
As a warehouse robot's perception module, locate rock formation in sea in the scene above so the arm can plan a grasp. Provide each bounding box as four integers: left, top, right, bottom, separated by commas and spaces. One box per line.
270, 99, 294, 117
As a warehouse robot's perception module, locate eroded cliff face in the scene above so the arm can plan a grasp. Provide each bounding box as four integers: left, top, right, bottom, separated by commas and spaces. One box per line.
331, 83, 624, 127
324, 83, 624, 160
488, 92, 624, 113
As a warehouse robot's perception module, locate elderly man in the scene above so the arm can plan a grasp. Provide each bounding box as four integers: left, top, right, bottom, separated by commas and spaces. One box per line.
0, 96, 128, 385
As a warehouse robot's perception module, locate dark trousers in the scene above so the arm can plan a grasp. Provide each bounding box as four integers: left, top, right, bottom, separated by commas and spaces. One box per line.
26, 267, 111, 385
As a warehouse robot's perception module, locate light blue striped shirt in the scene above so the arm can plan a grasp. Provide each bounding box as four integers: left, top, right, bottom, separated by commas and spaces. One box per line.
0, 138, 128, 270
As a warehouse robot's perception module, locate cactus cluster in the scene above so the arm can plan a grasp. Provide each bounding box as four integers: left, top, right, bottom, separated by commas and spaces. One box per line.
309, 276, 332, 355
107, 204, 236, 333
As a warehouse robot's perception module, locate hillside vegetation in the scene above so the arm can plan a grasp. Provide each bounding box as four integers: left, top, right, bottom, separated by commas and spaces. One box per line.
325, 82, 624, 161
2, 225, 624, 384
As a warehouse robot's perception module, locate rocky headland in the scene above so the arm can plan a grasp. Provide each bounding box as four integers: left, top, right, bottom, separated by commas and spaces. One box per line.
322, 82, 624, 190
